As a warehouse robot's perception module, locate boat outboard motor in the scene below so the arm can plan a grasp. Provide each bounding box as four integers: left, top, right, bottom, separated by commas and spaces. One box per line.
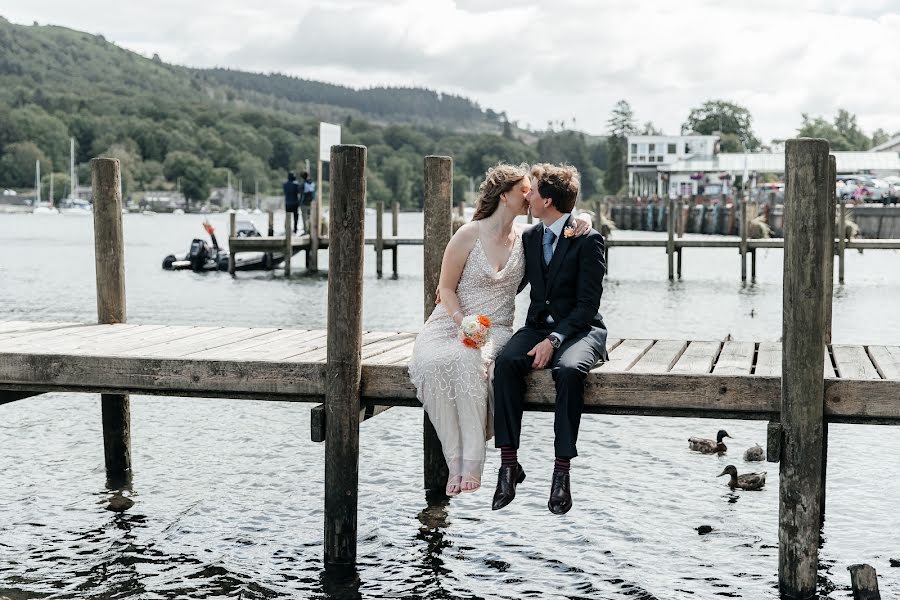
188, 238, 211, 272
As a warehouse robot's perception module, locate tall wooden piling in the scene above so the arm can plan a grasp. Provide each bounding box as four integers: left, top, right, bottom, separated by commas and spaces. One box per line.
309, 197, 320, 273
91, 158, 131, 487
284, 210, 292, 277
821, 155, 837, 523
228, 212, 236, 275
422, 156, 452, 492
375, 201, 384, 279
323, 145, 366, 566
779, 138, 830, 599
740, 200, 748, 281
667, 198, 675, 280
838, 201, 847, 284
268, 210, 274, 236
392, 201, 399, 279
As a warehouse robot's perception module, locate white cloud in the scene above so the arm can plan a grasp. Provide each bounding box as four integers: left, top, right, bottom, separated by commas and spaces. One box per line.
6, 0, 900, 142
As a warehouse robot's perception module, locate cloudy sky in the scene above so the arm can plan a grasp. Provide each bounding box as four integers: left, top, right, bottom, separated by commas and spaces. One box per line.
7, 1, 900, 143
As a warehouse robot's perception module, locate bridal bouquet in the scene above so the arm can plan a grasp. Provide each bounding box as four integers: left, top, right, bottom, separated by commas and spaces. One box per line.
459, 314, 492, 349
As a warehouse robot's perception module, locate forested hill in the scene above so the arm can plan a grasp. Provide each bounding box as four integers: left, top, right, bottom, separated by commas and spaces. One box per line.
0, 17, 609, 207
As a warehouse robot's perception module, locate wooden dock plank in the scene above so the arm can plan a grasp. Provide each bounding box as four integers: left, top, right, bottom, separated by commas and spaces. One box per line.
287, 331, 399, 363
669, 341, 721, 375
867, 346, 900, 380
0, 324, 148, 353
185, 329, 319, 360
0, 324, 110, 349
0, 321, 81, 336
629, 340, 688, 374
594, 339, 654, 373
129, 327, 278, 358
712, 341, 755, 375
754, 342, 781, 376
832, 345, 881, 380
240, 331, 330, 361
67, 325, 205, 355
113, 326, 225, 356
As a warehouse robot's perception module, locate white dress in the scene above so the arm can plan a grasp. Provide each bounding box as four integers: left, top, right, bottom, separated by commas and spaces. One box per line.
407, 231, 524, 485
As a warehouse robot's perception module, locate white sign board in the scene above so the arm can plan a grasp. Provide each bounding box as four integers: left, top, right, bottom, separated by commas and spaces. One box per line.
319, 122, 342, 163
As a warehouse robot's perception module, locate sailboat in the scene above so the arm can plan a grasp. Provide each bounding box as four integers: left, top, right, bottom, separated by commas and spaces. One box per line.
59, 138, 91, 215
32, 159, 59, 215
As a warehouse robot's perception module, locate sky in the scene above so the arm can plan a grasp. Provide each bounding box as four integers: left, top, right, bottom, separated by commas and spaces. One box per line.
7, 1, 900, 143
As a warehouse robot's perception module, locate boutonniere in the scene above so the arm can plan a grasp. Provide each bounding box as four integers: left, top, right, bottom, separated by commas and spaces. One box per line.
563, 226, 575, 238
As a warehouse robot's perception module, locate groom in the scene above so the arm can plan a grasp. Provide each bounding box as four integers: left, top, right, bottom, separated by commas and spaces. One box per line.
492, 163, 608, 515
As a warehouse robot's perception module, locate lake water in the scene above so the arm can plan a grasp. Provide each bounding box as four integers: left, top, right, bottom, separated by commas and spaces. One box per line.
1, 211, 899, 599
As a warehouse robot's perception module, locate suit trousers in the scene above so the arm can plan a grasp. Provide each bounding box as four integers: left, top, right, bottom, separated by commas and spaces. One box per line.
493, 325, 604, 458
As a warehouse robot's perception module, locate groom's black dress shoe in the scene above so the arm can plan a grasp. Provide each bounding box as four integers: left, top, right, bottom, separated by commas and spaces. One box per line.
491, 463, 526, 511
548, 470, 573, 514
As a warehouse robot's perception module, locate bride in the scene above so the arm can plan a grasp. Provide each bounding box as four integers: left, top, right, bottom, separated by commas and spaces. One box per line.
407, 163, 591, 496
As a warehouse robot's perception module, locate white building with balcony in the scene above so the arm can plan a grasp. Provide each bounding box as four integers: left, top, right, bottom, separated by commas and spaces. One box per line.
626, 135, 719, 196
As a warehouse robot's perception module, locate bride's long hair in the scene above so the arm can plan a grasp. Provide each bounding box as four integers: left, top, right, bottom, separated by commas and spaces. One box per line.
471, 162, 529, 221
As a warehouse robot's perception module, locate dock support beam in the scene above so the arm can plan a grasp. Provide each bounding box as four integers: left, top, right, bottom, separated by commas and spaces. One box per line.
422, 156, 452, 493
228, 212, 236, 275
91, 157, 132, 488
666, 198, 675, 281
838, 201, 846, 284
779, 138, 830, 599
308, 196, 320, 273
284, 210, 292, 277
376, 201, 384, 279
740, 200, 748, 282
323, 144, 366, 567
392, 201, 399, 279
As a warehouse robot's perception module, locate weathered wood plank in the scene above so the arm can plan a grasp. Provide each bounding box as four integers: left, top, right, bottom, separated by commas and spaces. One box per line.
362, 337, 417, 365
0, 321, 84, 339
184, 328, 317, 360
67, 325, 205, 355
0, 324, 149, 353
595, 339, 654, 373
629, 339, 688, 374
0, 324, 113, 349
113, 326, 224, 356
754, 342, 781, 376
670, 341, 721, 374
129, 327, 278, 358
287, 331, 396, 363
867, 346, 900, 380
240, 331, 330, 361
712, 341, 755, 375
832, 345, 880, 380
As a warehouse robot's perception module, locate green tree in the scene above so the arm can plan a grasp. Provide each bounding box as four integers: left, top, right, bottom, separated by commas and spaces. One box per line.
380, 155, 414, 209
41, 172, 70, 203
0, 141, 50, 187
604, 100, 636, 195
796, 109, 873, 151
10, 106, 69, 167
681, 100, 760, 151
163, 151, 213, 204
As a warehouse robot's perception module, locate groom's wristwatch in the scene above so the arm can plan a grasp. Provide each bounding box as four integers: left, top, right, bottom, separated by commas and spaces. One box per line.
545, 334, 562, 349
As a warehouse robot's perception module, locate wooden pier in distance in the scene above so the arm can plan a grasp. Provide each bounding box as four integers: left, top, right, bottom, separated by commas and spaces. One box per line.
2, 142, 898, 598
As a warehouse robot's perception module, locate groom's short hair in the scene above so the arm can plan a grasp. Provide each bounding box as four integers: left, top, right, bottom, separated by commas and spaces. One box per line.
531, 163, 580, 213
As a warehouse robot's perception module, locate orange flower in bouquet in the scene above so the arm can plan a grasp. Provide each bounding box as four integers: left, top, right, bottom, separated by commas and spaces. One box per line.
459, 314, 491, 349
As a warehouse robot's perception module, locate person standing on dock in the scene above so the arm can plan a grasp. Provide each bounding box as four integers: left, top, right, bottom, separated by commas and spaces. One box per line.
299, 171, 316, 234
283, 172, 301, 234
492, 163, 608, 515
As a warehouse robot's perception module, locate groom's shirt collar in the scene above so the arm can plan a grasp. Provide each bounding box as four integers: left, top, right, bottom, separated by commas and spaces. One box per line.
544, 213, 571, 250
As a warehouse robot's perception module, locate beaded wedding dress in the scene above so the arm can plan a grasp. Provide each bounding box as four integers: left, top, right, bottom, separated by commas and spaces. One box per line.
408, 231, 525, 488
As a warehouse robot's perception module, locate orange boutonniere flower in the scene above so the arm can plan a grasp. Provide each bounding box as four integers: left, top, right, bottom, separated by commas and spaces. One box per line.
478, 315, 491, 328
563, 226, 575, 238
462, 337, 478, 348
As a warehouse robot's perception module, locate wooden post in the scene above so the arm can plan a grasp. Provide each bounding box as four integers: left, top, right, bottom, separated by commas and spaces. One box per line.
848, 564, 881, 600
667, 198, 675, 280
284, 210, 292, 277
839, 201, 846, 284
779, 138, 829, 600
423, 156, 452, 493
268, 210, 274, 237
323, 144, 366, 567
821, 155, 837, 524
310, 163, 322, 273
751, 248, 757, 280
228, 211, 236, 275
91, 158, 131, 488
740, 200, 748, 281
392, 201, 399, 279
375, 200, 384, 279
676, 248, 682, 279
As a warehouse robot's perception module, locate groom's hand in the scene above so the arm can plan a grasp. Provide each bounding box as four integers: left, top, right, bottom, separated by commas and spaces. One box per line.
527, 339, 554, 369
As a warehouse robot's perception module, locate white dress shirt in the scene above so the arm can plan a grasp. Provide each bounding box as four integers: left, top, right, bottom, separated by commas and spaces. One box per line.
543, 213, 571, 343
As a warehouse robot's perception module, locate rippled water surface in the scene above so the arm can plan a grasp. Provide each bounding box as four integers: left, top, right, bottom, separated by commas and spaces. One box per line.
1, 212, 899, 599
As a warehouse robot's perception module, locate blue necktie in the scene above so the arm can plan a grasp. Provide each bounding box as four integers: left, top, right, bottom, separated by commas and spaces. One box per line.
542, 227, 556, 266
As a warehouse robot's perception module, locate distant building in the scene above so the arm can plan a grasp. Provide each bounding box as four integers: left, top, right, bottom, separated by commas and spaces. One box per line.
871, 135, 900, 154
137, 191, 186, 212
628, 134, 900, 197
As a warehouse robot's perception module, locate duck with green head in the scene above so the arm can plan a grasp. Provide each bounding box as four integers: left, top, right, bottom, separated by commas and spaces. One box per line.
718, 465, 766, 491
688, 429, 731, 454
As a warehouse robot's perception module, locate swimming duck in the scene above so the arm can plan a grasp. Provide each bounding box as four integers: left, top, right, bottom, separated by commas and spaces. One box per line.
688, 429, 731, 454
718, 465, 766, 491
744, 443, 765, 462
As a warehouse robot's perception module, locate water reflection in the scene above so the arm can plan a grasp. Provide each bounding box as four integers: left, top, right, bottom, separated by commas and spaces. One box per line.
320, 564, 361, 600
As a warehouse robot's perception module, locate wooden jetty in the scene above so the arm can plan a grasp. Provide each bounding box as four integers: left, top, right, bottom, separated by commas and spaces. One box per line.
2, 141, 898, 598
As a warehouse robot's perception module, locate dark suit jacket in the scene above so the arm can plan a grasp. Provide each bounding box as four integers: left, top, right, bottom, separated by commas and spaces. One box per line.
522, 215, 608, 358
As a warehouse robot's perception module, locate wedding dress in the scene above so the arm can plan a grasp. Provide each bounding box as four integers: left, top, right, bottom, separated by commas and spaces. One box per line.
408, 230, 525, 488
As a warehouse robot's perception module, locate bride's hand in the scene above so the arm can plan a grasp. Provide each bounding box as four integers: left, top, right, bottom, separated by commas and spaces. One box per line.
573, 212, 593, 236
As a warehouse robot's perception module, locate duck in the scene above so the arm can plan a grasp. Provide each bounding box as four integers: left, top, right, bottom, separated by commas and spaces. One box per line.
744, 443, 765, 462
718, 465, 766, 491
688, 429, 731, 454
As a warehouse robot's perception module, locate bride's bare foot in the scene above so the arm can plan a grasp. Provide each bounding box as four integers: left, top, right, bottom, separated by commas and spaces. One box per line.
446, 476, 462, 497
460, 476, 481, 493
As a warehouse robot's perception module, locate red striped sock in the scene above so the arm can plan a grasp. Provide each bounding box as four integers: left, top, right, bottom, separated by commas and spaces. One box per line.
554, 457, 570, 473
500, 447, 518, 468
